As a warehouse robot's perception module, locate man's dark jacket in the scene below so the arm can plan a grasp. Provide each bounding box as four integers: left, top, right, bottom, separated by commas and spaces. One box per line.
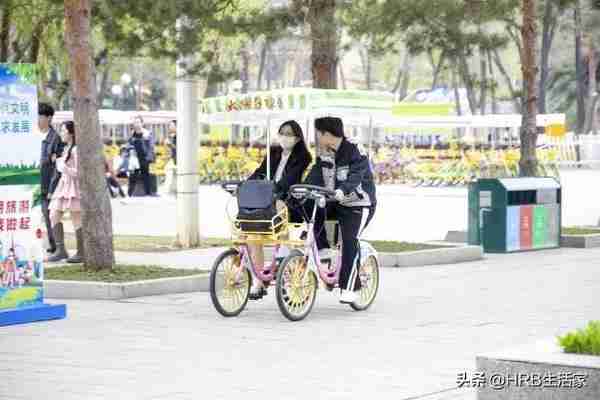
40, 126, 64, 195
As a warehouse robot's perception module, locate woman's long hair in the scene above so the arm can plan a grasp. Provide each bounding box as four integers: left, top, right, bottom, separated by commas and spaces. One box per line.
278, 120, 312, 163
63, 120, 76, 163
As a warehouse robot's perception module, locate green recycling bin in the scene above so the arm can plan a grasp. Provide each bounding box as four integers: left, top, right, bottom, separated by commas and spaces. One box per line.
468, 177, 561, 253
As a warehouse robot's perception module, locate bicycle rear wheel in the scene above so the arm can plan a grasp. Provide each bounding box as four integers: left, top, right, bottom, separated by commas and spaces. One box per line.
350, 254, 379, 311
276, 250, 317, 321
210, 248, 251, 317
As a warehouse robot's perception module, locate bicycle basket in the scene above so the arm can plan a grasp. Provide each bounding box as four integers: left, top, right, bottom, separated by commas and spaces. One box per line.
236, 180, 283, 234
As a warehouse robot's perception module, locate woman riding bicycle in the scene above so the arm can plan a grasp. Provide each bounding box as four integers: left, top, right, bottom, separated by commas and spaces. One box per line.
304, 117, 377, 304
246, 120, 312, 299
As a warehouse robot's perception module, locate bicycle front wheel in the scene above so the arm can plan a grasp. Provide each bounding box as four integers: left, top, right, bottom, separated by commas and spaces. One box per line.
276, 250, 317, 322
210, 248, 251, 317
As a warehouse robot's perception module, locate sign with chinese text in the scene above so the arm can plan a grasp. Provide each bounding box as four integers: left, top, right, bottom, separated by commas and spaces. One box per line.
0, 64, 44, 311
0, 63, 40, 186
0, 187, 44, 310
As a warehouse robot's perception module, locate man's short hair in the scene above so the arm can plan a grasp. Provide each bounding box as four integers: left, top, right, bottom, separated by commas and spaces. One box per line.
315, 117, 344, 138
38, 103, 55, 117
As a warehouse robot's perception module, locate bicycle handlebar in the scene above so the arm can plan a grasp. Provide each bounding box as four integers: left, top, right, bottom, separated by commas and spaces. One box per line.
289, 184, 337, 200
221, 180, 242, 194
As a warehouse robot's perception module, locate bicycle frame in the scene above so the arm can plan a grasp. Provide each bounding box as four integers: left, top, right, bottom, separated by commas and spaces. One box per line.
301, 196, 343, 287
235, 241, 282, 285
297, 194, 379, 288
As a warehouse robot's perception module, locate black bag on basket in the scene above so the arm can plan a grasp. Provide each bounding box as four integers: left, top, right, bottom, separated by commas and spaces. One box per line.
237, 180, 281, 233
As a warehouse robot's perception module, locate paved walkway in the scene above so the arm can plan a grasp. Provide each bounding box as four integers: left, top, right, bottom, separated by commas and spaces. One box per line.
3, 246, 599, 400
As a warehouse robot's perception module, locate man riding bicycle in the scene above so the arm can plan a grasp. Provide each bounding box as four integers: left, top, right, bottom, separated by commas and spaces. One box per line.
304, 117, 377, 304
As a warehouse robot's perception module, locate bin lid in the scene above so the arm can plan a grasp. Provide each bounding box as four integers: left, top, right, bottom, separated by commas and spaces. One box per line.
497, 177, 560, 190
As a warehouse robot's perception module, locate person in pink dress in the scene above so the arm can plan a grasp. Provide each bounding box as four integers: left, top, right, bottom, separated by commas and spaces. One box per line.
47, 121, 83, 263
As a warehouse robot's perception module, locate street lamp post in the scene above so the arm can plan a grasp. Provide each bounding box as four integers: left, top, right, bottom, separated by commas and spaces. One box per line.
175, 17, 200, 248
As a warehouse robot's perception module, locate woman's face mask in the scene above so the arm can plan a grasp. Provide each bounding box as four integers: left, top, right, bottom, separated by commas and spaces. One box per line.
278, 135, 298, 150
278, 125, 298, 150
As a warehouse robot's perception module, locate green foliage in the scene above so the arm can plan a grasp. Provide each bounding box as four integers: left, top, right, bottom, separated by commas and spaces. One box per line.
6, 64, 39, 85
370, 241, 447, 253
558, 321, 600, 356
94, 0, 286, 79
562, 226, 600, 235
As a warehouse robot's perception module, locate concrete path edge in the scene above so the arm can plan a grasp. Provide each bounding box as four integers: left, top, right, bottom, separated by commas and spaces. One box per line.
45, 274, 209, 300
379, 245, 483, 268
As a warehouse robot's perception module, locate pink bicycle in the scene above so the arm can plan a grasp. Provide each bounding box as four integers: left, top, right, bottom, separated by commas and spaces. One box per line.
209, 180, 303, 317
275, 184, 380, 321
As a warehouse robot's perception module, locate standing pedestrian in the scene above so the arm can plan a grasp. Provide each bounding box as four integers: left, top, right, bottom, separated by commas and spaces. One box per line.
126, 116, 156, 196
38, 103, 64, 255
167, 120, 177, 165
47, 121, 83, 263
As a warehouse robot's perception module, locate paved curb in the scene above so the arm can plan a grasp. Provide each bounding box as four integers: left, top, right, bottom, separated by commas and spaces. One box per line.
379, 245, 483, 268
560, 234, 600, 248
44, 274, 210, 300
476, 338, 600, 399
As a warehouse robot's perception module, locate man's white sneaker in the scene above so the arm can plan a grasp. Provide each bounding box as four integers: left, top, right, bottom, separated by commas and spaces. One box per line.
339, 289, 358, 304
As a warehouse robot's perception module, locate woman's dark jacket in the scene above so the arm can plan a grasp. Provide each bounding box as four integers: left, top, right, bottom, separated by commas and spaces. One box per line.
249, 141, 312, 222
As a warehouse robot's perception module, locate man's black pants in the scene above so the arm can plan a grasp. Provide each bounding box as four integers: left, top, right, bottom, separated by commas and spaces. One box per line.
311, 203, 376, 291
128, 163, 152, 196
41, 196, 55, 251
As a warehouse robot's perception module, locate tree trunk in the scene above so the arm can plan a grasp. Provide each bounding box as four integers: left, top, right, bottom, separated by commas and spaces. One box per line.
64, 0, 114, 270
0, 1, 10, 62
538, 0, 555, 113
458, 50, 478, 114
338, 58, 347, 89
240, 47, 249, 94
519, 0, 539, 177
366, 50, 372, 90
392, 50, 410, 94
359, 46, 372, 90
492, 47, 521, 112
487, 50, 498, 114
97, 64, 111, 107
257, 40, 269, 90
575, 0, 586, 133
309, 0, 337, 88
452, 59, 463, 116
429, 50, 446, 90
399, 55, 411, 100
583, 94, 600, 135
28, 25, 43, 64
588, 48, 597, 99
479, 46, 487, 114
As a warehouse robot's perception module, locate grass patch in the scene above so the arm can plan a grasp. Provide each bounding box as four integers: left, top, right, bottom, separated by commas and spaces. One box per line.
45, 264, 206, 283
370, 241, 448, 253
62, 234, 446, 254
558, 321, 600, 356
64, 234, 231, 253
562, 226, 600, 235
